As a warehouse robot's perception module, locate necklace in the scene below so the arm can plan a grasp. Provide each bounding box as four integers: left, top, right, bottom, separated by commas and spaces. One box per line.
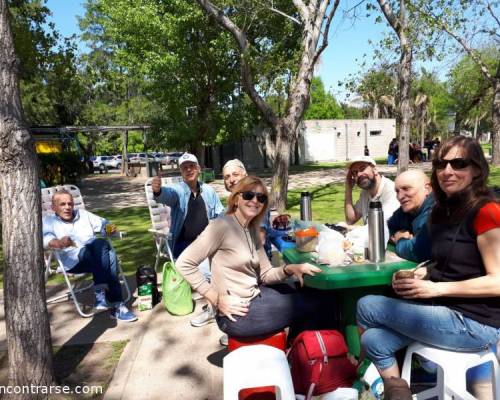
233, 214, 255, 258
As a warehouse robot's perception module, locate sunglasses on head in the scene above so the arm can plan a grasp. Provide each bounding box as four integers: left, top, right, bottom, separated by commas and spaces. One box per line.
239, 191, 268, 204
433, 158, 472, 170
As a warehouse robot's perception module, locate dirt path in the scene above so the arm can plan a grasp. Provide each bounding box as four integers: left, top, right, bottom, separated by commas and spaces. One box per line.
80, 163, 432, 211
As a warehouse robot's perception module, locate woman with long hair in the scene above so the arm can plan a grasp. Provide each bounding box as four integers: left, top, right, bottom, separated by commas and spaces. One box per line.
176, 175, 323, 338
356, 136, 500, 399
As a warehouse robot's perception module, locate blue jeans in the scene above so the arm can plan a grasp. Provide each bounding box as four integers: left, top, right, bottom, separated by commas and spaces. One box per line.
69, 239, 123, 304
357, 295, 500, 370
216, 283, 333, 338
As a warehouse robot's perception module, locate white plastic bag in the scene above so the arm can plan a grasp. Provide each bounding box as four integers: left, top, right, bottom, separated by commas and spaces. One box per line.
316, 230, 346, 266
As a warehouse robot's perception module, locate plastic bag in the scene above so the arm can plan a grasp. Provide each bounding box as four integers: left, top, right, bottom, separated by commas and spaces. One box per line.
162, 261, 194, 316
317, 230, 346, 266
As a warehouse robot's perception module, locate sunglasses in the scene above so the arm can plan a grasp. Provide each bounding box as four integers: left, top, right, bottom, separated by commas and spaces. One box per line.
432, 158, 472, 170
239, 191, 268, 204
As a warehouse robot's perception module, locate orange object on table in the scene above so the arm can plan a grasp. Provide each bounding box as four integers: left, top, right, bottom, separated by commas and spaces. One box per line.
295, 227, 319, 252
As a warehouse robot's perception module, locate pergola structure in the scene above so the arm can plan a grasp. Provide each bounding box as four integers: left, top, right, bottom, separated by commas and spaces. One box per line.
30, 125, 152, 175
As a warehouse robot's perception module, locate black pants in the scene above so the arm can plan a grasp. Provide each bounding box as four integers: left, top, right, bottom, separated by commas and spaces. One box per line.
216, 283, 337, 338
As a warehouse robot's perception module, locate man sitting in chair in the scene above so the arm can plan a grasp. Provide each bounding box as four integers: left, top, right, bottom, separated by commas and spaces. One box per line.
43, 190, 137, 322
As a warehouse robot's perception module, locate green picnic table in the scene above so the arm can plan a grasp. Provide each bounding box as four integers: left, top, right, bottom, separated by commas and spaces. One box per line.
282, 247, 416, 357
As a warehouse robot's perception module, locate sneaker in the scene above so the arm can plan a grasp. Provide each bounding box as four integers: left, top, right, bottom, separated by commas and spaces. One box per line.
190, 304, 215, 327
94, 289, 112, 310
219, 334, 228, 347
110, 303, 138, 322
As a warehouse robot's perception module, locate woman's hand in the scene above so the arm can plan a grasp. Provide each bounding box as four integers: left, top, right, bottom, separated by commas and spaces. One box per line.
393, 278, 442, 299
285, 263, 322, 286
217, 294, 250, 322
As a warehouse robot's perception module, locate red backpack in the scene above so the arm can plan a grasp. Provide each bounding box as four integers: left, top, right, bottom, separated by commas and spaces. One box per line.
287, 330, 357, 399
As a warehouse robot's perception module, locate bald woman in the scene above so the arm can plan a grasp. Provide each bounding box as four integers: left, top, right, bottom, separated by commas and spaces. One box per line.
387, 170, 434, 262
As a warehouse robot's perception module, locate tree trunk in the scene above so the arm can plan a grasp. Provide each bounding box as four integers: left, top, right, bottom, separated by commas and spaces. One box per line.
270, 122, 292, 212
491, 65, 500, 165
121, 129, 128, 175
0, 1, 55, 397
396, 3, 411, 173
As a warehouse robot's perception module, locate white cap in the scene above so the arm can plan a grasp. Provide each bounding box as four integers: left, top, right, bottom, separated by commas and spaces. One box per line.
347, 155, 376, 167
222, 159, 246, 172
179, 152, 198, 166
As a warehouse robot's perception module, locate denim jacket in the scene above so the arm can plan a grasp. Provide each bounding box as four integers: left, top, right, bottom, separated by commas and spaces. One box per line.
154, 181, 224, 250
388, 194, 434, 262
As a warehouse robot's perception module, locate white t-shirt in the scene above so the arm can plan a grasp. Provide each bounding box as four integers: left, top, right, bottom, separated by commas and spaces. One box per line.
354, 176, 399, 224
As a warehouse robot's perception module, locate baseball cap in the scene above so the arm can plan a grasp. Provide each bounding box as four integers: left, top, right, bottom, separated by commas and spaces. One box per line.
347, 155, 376, 167
179, 152, 199, 166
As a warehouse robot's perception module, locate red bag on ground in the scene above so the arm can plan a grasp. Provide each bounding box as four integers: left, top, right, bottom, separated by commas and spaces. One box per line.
287, 330, 357, 400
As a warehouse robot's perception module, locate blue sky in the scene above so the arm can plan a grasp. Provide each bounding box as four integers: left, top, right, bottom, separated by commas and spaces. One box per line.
44, 1, 436, 102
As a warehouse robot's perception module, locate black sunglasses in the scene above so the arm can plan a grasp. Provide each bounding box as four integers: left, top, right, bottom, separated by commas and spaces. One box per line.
240, 191, 268, 204
433, 158, 472, 170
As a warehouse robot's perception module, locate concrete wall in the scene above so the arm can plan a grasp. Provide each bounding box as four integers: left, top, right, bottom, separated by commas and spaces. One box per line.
299, 119, 396, 162
206, 119, 396, 172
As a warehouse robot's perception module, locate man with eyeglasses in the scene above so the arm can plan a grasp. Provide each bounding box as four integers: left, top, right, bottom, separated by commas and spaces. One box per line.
388, 170, 434, 262
43, 190, 137, 322
344, 156, 400, 226
152, 153, 224, 326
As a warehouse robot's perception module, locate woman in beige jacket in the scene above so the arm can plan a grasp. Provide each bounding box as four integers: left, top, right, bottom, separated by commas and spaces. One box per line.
176, 176, 323, 338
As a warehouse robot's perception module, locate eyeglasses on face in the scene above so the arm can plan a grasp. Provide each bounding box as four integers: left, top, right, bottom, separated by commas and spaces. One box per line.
239, 191, 268, 204
433, 158, 472, 170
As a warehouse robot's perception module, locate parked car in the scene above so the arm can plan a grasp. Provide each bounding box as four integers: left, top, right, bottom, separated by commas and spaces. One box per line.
154, 152, 169, 164
92, 156, 112, 173
129, 153, 156, 164
106, 155, 128, 170
167, 152, 184, 165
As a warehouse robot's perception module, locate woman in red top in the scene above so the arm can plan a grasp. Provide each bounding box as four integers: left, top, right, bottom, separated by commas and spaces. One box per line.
357, 136, 500, 399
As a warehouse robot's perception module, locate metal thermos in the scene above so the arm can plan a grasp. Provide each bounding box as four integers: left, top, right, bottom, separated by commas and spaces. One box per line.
368, 200, 385, 262
300, 192, 312, 221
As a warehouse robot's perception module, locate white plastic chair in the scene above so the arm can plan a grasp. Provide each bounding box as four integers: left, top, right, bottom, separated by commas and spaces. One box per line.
144, 176, 183, 270
401, 342, 500, 400
42, 184, 131, 318
223, 344, 296, 400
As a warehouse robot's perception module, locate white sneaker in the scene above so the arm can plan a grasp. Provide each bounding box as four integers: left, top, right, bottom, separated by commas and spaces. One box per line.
190, 304, 215, 327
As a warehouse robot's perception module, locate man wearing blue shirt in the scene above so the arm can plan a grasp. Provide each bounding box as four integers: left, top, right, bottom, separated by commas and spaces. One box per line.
388, 170, 434, 263
43, 190, 137, 322
151, 153, 224, 327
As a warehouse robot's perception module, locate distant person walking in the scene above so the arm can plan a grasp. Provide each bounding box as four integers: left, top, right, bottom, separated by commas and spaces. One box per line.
364, 145, 370, 156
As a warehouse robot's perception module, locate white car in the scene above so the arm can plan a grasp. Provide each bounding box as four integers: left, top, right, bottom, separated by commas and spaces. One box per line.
92, 156, 112, 172
106, 155, 128, 169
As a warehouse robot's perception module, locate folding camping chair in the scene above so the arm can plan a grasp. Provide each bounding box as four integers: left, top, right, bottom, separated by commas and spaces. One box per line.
144, 176, 183, 270
42, 184, 131, 317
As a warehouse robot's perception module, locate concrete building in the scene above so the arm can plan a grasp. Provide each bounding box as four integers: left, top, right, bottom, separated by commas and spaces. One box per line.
299, 119, 396, 162
206, 118, 396, 171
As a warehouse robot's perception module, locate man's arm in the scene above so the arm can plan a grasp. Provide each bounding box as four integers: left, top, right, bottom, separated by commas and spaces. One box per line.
48, 237, 75, 249
151, 177, 179, 207
344, 170, 361, 224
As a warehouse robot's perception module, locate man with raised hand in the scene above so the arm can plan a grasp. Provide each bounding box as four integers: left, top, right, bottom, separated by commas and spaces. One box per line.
388, 169, 434, 262
43, 190, 137, 322
151, 152, 224, 327
344, 155, 400, 226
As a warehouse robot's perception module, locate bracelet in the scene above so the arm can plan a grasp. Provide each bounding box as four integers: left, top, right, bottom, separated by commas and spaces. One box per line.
283, 265, 293, 277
